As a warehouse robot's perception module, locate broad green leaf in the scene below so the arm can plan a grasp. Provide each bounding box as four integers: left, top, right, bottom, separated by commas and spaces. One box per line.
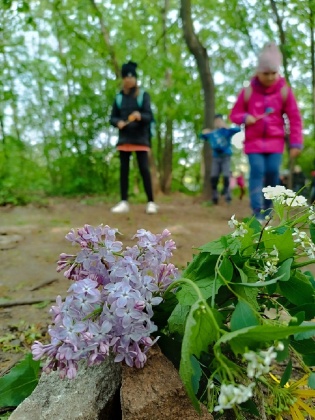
289, 311, 305, 325
233, 283, 259, 311
280, 359, 292, 387
290, 338, 315, 354
230, 300, 260, 331
289, 303, 315, 320
216, 324, 315, 355
0, 353, 40, 407
168, 303, 190, 335
179, 300, 222, 410
219, 256, 234, 282
198, 234, 240, 255
304, 270, 315, 288
276, 258, 293, 282
176, 277, 222, 306
303, 354, 315, 366
279, 272, 315, 305
190, 355, 202, 394
294, 321, 315, 340
261, 228, 294, 262
235, 265, 248, 283
239, 227, 257, 256
182, 252, 218, 281
310, 222, 315, 245
308, 372, 315, 389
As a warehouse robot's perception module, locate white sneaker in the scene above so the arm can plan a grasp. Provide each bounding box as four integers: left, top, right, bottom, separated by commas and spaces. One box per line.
111, 201, 130, 214
146, 201, 158, 214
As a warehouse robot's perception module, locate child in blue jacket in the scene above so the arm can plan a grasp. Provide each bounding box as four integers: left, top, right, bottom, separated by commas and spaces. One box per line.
200, 114, 240, 204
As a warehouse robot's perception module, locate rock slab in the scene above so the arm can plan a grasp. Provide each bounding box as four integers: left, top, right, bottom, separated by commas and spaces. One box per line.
120, 345, 213, 420
9, 357, 121, 420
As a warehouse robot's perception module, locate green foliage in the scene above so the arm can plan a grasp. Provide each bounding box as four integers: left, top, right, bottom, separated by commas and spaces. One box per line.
163, 187, 315, 417
2, 0, 315, 202
0, 353, 40, 408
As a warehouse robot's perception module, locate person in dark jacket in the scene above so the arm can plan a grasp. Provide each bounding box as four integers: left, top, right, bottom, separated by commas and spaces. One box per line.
110, 61, 158, 214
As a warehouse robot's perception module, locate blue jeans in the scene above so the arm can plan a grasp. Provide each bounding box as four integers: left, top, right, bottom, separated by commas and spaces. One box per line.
248, 153, 282, 218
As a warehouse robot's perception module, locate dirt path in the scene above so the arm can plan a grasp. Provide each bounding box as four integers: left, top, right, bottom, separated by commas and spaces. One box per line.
0, 194, 250, 373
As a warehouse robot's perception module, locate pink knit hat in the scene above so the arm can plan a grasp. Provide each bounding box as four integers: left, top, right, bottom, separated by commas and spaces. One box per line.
257, 42, 282, 72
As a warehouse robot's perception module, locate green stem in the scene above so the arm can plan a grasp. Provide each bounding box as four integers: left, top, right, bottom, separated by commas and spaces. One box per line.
291, 258, 315, 269
164, 277, 204, 301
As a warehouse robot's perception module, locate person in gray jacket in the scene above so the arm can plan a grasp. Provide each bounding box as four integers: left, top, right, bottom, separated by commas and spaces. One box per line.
110, 61, 158, 214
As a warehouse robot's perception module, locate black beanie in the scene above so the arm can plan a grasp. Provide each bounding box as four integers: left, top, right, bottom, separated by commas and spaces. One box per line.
121, 61, 138, 78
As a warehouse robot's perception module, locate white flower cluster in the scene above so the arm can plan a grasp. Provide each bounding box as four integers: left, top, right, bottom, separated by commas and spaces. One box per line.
293, 227, 315, 259
214, 383, 255, 411
243, 345, 280, 378
228, 215, 248, 237
256, 246, 279, 281
262, 186, 308, 207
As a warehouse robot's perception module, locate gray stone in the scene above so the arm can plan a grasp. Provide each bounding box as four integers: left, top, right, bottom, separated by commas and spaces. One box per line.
9, 357, 121, 420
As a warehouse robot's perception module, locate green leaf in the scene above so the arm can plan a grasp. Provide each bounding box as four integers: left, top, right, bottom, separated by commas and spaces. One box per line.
289, 303, 315, 320
233, 281, 259, 311
280, 359, 292, 387
176, 277, 222, 306
289, 311, 305, 325
310, 222, 315, 244
235, 265, 248, 283
239, 227, 258, 256
230, 300, 260, 331
0, 353, 40, 407
179, 300, 222, 410
183, 252, 218, 281
308, 372, 315, 389
219, 256, 234, 282
294, 321, 315, 340
290, 338, 315, 354
262, 228, 295, 262
190, 355, 202, 394
276, 258, 293, 282
198, 234, 240, 255
303, 354, 315, 367
168, 304, 190, 335
216, 324, 315, 355
279, 272, 315, 305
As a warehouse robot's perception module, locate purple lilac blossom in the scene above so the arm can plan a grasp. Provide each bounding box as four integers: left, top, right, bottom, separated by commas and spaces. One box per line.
31, 224, 179, 379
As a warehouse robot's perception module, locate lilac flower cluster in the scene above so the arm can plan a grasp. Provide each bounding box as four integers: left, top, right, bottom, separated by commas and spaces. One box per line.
32, 225, 178, 379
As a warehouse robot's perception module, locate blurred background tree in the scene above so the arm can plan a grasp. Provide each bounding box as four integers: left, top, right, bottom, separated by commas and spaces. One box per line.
1, 0, 314, 204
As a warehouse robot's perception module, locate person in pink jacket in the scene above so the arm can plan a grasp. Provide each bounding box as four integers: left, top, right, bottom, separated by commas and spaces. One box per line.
230, 42, 303, 222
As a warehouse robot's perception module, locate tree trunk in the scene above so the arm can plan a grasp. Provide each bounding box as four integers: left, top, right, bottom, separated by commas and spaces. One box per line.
89, 0, 120, 78
180, 0, 215, 200
269, 0, 290, 83
161, 118, 173, 193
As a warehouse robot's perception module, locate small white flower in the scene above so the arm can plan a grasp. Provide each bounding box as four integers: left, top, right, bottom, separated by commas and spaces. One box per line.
228, 214, 238, 229
214, 383, 255, 411
262, 185, 286, 199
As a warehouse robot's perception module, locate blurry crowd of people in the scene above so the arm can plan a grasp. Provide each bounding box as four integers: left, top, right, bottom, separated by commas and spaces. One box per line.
111, 42, 312, 217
